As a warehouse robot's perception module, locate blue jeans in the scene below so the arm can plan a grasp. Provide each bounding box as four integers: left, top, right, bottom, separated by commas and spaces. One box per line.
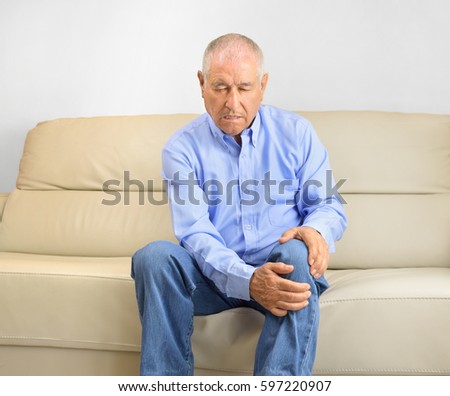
131, 239, 329, 376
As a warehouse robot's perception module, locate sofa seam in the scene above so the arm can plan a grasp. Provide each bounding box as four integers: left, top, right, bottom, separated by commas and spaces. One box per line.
0, 271, 133, 281
194, 365, 253, 374
194, 366, 450, 375
321, 297, 450, 304
313, 368, 450, 374
0, 335, 140, 349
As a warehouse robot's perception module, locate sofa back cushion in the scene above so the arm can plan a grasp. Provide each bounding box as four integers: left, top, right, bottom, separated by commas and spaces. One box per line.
16, 115, 196, 191
302, 111, 450, 269
0, 115, 196, 256
0, 111, 448, 267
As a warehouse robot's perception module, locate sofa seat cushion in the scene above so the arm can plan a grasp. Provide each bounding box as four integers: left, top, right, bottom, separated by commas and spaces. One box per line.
0, 252, 141, 352
192, 267, 450, 375
315, 268, 450, 375
1, 253, 449, 375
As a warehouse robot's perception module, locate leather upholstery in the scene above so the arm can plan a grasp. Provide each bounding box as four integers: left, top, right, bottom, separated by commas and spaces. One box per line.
0, 111, 449, 375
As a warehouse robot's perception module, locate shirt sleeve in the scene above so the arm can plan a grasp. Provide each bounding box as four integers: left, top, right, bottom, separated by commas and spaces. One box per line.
162, 141, 256, 300
296, 121, 348, 252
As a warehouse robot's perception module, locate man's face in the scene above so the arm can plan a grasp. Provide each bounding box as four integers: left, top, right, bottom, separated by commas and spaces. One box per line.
198, 53, 268, 138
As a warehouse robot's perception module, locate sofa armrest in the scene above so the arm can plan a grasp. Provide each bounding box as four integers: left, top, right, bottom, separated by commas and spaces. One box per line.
0, 193, 8, 222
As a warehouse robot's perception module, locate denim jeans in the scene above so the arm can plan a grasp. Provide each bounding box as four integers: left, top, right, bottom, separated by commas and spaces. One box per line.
131, 239, 329, 376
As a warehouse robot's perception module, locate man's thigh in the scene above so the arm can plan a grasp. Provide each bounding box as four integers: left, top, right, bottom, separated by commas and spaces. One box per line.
192, 276, 245, 316
154, 241, 245, 316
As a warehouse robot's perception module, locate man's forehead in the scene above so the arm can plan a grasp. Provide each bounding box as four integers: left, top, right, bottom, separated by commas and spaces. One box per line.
207, 60, 259, 83
209, 71, 257, 83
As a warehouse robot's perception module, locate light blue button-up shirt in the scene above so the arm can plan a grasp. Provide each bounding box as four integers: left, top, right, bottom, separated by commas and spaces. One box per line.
162, 105, 347, 300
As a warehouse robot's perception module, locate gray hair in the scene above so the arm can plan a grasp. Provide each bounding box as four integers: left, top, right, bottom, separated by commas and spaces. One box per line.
202, 33, 265, 81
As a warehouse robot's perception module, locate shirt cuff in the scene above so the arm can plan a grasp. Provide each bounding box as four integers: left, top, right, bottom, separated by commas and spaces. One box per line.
226, 264, 257, 301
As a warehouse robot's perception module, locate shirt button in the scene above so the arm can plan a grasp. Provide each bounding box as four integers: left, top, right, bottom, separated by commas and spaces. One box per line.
245, 224, 252, 230
241, 154, 246, 159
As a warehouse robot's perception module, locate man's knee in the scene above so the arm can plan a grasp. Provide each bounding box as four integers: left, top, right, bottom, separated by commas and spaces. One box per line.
131, 240, 178, 280
270, 240, 312, 284
277, 239, 309, 262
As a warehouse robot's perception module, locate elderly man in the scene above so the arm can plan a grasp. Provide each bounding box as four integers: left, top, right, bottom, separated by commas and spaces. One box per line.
132, 33, 347, 376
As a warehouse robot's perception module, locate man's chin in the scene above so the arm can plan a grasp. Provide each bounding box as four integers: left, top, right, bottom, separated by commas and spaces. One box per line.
218, 122, 247, 136
220, 128, 245, 137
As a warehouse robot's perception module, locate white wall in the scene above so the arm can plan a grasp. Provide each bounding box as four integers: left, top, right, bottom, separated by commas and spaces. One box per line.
1, 0, 449, 192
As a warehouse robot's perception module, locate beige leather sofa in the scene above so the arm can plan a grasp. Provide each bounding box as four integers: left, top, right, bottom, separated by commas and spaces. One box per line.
0, 111, 449, 375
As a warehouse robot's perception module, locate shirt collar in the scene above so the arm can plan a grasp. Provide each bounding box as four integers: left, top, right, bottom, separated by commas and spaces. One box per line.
207, 109, 261, 149
248, 110, 261, 148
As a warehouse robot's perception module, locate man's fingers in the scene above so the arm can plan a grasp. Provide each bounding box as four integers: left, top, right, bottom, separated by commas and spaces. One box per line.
310, 247, 329, 278
276, 278, 311, 293
308, 244, 318, 266
278, 226, 330, 279
270, 299, 310, 317
267, 262, 295, 275
270, 307, 288, 317
250, 260, 314, 314
278, 228, 301, 244
278, 290, 311, 309
277, 299, 309, 312
277, 289, 312, 303
265, 262, 312, 291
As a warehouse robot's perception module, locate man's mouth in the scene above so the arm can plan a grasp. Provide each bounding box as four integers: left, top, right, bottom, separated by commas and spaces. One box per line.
223, 115, 242, 120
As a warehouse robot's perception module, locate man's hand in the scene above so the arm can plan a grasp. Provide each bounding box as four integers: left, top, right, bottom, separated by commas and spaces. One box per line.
279, 226, 329, 279
249, 262, 311, 317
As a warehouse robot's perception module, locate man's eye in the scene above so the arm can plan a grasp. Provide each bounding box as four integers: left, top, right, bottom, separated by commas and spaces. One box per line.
238, 85, 253, 91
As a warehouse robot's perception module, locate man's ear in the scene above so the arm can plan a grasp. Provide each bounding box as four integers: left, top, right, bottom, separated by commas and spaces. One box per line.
197, 70, 205, 98
261, 73, 269, 96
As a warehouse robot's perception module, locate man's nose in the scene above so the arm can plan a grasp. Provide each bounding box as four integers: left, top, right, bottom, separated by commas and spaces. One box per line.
225, 87, 240, 111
